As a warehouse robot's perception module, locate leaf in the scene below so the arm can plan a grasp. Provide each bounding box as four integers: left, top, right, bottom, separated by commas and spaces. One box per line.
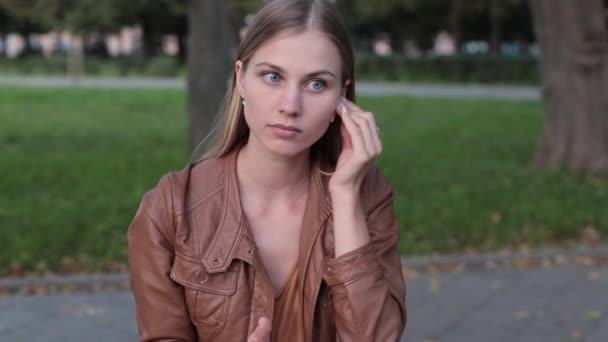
491, 211, 502, 224
574, 256, 594, 266
429, 277, 442, 293
402, 267, 419, 280
585, 309, 602, 320
571, 329, 582, 340
515, 310, 531, 319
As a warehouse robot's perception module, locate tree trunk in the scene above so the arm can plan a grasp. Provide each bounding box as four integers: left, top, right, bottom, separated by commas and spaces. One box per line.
176, 19, 188, 64
187, 0, 236, 152
139, 18, 157, 66
489, 0, 502, 57
529, 0, 608, 173
67, 35, 84, 86
450, 0, 463, 54
0, 33, 6, 58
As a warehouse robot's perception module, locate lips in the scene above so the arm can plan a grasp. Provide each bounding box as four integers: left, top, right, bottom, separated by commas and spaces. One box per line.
269, 123, 302, 139
269, 124, 302, 132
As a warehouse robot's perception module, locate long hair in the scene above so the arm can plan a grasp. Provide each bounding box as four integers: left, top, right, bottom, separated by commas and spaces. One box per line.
191, 0, 356, 172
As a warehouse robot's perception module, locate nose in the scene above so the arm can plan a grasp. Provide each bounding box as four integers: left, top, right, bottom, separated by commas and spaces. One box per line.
278, 84, 301, 117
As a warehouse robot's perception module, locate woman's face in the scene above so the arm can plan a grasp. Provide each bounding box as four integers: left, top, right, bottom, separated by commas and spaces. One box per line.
236, 29, 345, 158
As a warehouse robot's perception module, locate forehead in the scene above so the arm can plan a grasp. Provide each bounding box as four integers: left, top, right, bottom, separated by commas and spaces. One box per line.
249, 29, 342, 75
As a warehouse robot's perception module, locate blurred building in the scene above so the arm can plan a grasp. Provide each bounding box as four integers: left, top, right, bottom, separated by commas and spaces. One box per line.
1, 26, 180, 58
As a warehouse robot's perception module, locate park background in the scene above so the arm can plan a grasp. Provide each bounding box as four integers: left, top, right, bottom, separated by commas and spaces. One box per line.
2, 1, 608, 341
1, 0, 607, 278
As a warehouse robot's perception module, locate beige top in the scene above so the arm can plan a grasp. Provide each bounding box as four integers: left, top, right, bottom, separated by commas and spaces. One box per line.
271, 264, 305, 342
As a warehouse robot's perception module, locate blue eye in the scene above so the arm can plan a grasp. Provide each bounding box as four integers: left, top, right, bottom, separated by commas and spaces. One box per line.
308, 80, 326, 91
263, 72, 281, 83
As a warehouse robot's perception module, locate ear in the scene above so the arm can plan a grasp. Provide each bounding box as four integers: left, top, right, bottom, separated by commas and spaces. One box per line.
235, 60, 246, 98
342, 79, 351, 97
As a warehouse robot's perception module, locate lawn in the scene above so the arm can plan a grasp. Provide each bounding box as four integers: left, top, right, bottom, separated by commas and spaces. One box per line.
1, 86, 606, 275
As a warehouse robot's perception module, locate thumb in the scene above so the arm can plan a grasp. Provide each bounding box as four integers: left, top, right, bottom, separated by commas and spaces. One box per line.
248, 317, 271, 342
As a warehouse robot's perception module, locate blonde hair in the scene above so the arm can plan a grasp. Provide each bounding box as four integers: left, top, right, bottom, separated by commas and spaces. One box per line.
190, 0, 356, 172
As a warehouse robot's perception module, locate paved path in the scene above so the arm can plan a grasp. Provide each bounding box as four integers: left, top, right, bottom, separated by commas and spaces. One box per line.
1, 247, 607, 342
0, 76, 540, 100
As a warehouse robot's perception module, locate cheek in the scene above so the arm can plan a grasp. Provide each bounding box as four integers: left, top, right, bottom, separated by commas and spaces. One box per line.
305, 95, 340, 123
242, 78, 272, 125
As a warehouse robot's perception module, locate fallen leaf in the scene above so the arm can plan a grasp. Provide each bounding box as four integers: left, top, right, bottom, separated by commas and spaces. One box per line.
429, 277, 442, 293
571, 329, 582, 340
516, 310, 531, 319
554, 255, 567, 264
512, 258, 529, 268
33, 284, 48, 296
491, 212, 502, 224
579, 225, 600, 245
574, 256, 593, 266
585, 309, 602, 320
402, 267, 419, 280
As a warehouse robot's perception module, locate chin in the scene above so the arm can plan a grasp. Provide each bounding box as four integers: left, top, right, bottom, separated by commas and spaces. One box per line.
263, 139, 312, 159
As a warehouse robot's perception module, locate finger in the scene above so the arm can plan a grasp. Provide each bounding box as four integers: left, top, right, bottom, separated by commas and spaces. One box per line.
339, 116, 352, 150
354, 111, 382, 155
341, 98, 365, 113
342, 98, 382, 154
248, 317, 271, 342
336, 101, 366, 159
350, 112, 376, 157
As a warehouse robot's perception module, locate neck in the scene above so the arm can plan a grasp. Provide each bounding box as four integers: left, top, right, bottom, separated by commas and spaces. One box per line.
236, 141, 310, 201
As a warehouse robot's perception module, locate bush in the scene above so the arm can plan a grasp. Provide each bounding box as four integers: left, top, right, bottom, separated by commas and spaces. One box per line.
355, 54, 541, 84
144, 56, 181, 77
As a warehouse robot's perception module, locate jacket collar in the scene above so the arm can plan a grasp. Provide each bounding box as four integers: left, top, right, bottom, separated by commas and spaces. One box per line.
202, 145, 333, 273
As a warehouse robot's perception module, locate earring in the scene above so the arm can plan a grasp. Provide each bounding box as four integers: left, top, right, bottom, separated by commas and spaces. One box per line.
330, 115, 335, 123
241, 98, 245, 107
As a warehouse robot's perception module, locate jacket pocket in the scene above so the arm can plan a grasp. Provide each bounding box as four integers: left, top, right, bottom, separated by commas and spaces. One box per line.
170, 254, 239, 330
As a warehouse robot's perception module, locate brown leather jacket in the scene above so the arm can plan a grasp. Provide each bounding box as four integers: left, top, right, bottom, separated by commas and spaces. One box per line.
127, 149, 407, 341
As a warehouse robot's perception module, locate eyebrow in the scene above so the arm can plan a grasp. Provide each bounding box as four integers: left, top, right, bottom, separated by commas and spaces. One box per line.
253, 62, 337, 79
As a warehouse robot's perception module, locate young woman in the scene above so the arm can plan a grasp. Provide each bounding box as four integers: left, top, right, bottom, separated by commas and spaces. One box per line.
127, 0, 407, 341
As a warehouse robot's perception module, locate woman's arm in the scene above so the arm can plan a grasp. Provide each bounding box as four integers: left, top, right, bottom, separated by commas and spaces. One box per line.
127, 176, 197, 342
325, 168, 407, 342
323, 98, 407, 341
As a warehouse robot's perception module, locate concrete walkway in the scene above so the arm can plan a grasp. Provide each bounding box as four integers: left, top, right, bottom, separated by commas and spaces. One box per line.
0, 76, 540, 100
1, 247, 607, 341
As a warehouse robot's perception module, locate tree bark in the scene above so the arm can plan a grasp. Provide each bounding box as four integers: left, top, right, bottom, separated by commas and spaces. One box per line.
67, 35, 84, 86
529, 0, 608, 173
489, 0, 502, 57
187, 0, 236, 152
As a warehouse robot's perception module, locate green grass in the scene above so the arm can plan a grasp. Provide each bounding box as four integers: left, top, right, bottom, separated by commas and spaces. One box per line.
1, 87, 606, 274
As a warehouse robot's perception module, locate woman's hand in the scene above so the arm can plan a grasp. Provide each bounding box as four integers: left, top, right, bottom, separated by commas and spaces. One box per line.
247, 317, 271, 342
329, 97, 382, 195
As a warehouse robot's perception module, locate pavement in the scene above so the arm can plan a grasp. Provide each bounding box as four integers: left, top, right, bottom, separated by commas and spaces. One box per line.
1, 246, 607, 342
0, 76, 540, 100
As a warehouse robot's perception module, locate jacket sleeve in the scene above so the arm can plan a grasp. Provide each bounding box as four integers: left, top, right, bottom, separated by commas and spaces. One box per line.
127, 175, 196, 342
321, 167, 407, 342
